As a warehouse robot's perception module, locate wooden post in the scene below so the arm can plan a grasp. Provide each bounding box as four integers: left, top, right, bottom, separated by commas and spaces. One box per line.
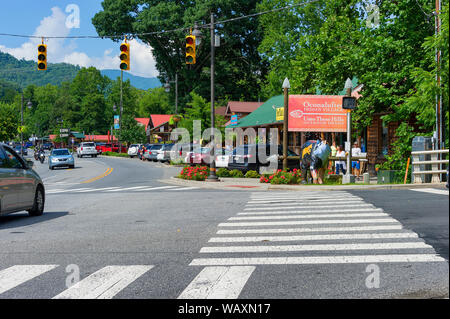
404, 157, 410, 184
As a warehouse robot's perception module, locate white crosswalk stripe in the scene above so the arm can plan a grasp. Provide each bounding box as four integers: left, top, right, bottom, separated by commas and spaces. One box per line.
186, 191, 446, 297
53, 265, 153, 299
45, 185, 198, 194
178, 266, 255, 299
0, 265, 58, 295
410, 188, 449, 196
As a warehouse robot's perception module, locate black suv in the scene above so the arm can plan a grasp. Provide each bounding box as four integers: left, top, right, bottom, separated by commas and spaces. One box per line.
228, 144, 299, 173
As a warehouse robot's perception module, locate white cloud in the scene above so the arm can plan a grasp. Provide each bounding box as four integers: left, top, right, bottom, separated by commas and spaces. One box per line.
0, 7, 159, 78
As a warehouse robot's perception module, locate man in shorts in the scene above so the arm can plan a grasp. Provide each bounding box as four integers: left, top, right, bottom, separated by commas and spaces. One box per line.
351, 142, 361, 179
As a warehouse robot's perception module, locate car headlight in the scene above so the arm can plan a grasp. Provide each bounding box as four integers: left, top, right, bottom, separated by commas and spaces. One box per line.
51, 158, 58, 163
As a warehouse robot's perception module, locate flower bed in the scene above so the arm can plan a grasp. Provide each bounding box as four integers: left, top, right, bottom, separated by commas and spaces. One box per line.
178, 166, 209, 181
260, 169, 302, 184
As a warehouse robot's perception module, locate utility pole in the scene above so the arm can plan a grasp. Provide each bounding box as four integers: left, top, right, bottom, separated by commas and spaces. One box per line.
282, 78, 290, 170
435, 0, 443, 180
207, 12, 218, 181
175, 73, 178, 115
119, 70, 123, 153
343, 78, 355, 184
20, 93, 24, 157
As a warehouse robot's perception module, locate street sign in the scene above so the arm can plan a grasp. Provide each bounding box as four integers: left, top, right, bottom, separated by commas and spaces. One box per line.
114, 115, 120, 129
60, 134, 69, 138
276, 107, 284, 121
342, 96, 357, 110
230, 115, 238, 126
60, 128, 69, 133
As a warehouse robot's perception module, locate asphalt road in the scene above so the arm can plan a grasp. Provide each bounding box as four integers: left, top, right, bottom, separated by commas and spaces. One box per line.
0, 153, 448, 299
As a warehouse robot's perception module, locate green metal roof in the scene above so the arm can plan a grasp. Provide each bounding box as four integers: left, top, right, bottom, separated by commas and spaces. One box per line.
227, 95, 284, 128
70, 132, 85, 139
227, 77, 359, 129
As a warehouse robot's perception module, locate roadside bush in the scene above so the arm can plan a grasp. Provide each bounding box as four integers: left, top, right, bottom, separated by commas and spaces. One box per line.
178, 166, 208, 181
216, 168, 231, 177
229, 169, 244, 178
170, 159, 185, 166
103, 151, 129, 158
260, 168, 302, 184
245, 170, 260, 178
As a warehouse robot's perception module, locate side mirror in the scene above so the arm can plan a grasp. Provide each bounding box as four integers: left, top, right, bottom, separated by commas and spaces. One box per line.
26, 160, 34, 168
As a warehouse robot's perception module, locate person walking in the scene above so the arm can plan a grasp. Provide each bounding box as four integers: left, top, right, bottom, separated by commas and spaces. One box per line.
351, 142, 362, 179
329, 141, 337, 172
335, 145, 346, 175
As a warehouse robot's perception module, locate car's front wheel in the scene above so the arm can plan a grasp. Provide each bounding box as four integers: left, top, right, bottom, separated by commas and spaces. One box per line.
28, 186, 45, 217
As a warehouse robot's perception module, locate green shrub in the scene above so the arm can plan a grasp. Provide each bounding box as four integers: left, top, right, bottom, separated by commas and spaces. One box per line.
229, 169, 244, 178
103, 151, 129, 158
217, 168, 231, 177
245, 170, 260, 178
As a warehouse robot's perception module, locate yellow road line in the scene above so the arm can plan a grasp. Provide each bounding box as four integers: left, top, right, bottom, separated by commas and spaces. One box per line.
81, 167, 114, 184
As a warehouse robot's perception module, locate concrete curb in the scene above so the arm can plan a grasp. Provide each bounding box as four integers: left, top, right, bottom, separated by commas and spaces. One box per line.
160, 176, 448, 192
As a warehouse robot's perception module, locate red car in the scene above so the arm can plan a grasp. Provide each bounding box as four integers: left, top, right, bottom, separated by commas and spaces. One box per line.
187, 147, 212, 165
99, 143, 127, 153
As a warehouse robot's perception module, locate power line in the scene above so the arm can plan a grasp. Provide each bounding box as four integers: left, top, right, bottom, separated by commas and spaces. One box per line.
0, 0, 319, 40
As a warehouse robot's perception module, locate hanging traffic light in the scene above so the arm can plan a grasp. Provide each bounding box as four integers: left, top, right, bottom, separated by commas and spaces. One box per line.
186, 35, 196, 64
120, 42, 130, 71
37, 44, 47, 71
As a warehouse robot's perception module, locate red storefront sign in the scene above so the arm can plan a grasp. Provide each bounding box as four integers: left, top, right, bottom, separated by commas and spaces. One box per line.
288, 95, 347, 132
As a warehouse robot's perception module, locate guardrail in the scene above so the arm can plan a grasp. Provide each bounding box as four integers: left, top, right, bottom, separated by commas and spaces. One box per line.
411, 149, 449, 183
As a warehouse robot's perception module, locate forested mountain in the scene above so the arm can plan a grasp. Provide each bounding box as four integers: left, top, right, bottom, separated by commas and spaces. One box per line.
0, 52, 161, 90
0, 52, 80, 88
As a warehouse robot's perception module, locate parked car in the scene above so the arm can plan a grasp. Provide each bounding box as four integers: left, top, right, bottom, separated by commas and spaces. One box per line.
49, 148, 75, 170
156, 144, 175, 162
215, 148, 232, 168
77, 142, 98, 158
186, 147, 213, 166
228, 144, 299, 173
146, 144, 163, 162
43, 143, 53, 150
128, 144, 142, 158
95, 142, 106, 154
0, 143, 45, 217
14, 145, 28, 156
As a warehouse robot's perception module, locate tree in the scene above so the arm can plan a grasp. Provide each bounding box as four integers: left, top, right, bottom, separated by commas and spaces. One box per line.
0, 102, 18, 142
92, 0, 268, 109
136, 87, 173, 117
120, 115, 147, 145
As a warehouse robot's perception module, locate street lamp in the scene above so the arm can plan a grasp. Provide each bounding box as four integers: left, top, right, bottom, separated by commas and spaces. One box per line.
282, 78, 290, 171
20, 94, 32, 157
342, 78, 355, 184
207, 13, 219, 182
164, 73, 178, 114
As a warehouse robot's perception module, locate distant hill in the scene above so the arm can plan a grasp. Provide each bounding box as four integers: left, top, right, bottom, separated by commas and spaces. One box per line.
0, 51, 80, 89
100, 70, 161, 90
0, 52, 161, 91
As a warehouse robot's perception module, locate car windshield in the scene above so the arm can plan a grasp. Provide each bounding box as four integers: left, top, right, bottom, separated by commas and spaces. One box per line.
52, 150, 70, 156
83, 143, 95, 147
152, 145, 163, 150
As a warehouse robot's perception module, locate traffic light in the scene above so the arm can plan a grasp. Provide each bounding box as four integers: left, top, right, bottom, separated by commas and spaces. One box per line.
37, 44, 47, 71
120, 42, 130, 71
185, 35, 196, 64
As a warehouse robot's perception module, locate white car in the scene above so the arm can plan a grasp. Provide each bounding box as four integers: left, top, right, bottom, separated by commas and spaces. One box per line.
77, 142, 98, 158
215, 149, 232, 168
128, 144, 141, 158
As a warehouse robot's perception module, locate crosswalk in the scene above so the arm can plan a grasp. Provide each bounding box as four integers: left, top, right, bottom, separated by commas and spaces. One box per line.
45, 185, 199, 195
0, 191, 446, 299
410, 188, 449, 196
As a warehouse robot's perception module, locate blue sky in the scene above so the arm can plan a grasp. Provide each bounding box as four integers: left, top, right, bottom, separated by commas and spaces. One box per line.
0, 1, 158, 78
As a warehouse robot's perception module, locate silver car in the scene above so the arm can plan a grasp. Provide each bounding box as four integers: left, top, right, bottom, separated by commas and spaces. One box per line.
0, 143, 45, 217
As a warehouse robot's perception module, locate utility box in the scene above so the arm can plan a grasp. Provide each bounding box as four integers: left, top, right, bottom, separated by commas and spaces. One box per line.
412, 136, 433, 183
377, 170, 397, 184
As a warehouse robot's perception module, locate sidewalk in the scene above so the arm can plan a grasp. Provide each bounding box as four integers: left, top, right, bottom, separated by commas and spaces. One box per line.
159, 176, 449, 192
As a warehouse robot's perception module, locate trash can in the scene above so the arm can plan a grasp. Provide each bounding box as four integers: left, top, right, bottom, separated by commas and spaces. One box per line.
412, 136, 433, 183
